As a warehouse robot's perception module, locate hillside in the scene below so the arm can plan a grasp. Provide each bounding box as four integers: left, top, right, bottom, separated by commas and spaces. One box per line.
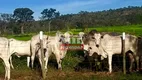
0, 6, 142, 34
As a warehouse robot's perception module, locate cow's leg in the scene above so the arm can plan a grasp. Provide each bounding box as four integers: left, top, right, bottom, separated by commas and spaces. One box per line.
38, 51, 43, 68
44, 57, 48, 70
3, 61, 7, 80
132, 49, 139, 71
45, 52, 49, 71
27, 57, 30, 67
31, 56, 34, 68
55, 52, 62, 70
31, 53, 35, 68
9, 56, 14, 69
135, 56, 139, 71
3, 59, 10, 80
38, 49, 47, 70
128, 53, 134, 72
31, 47, 37, 68
108, 54, 112, 73
132, 50, 139, 71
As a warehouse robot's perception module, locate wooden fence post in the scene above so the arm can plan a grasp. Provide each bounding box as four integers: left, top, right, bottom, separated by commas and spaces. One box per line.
122, 32, 126, 74
40, 31, 46, 79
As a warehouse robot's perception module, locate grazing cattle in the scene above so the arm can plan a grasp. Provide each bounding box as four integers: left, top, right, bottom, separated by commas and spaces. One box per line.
44, 31, 71, 71
88, 32, 139, 73
0, 37, 11, 80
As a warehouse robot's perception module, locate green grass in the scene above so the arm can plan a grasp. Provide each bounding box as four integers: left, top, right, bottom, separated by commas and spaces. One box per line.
70, 24, 142, 36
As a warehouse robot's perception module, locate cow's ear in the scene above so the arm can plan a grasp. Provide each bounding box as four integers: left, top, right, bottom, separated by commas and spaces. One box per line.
59, 39, 62, 42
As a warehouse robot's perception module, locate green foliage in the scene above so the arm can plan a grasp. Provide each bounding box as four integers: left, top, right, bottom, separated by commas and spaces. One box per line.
40, 8, 60, 20
62, 51, 84, 70
0, 13, 13, 22
13, 8, 34, 22
1, 6, 142, 35
6, 34, 32, 40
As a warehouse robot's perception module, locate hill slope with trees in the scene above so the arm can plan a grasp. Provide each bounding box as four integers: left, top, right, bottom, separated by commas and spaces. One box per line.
0, 6, 142, 34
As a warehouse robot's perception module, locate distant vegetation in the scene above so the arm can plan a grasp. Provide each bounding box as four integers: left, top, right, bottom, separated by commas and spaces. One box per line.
0, 6, 142, 35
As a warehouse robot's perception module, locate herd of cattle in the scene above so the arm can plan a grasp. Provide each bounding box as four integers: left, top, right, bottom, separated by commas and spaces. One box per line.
0, 30, 142, 80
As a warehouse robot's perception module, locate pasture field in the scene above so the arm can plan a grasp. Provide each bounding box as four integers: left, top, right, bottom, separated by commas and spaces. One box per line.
71, 24, 142, 36
0, 24, 142, 80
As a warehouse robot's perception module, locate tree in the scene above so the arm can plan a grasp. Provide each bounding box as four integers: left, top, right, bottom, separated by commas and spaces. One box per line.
40, 8, 60, 20
78, 11, 89, 32
13, 8, 34, 34
0, 13, 13, 22
0, 13, 13, 34
40, 8, 60, 33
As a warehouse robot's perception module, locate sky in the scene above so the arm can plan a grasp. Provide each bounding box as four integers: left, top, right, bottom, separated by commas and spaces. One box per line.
0, 0, 142, 20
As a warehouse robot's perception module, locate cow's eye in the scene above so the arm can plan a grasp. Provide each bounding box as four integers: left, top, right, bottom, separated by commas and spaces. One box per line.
101, 36, 103, 38
89, 47, 92, 49
92, 37, 95, 39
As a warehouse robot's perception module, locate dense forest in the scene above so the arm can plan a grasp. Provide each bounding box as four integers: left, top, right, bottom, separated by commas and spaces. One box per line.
0, 6, 142, 35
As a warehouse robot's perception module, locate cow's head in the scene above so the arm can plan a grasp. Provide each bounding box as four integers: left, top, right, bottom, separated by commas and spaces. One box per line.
61, 32, 72, 44
87, 40, 99, 56
91, 33, 103, 48
82, 34, 91, 44
36, 35, 49, 52
78, 32, 85, 42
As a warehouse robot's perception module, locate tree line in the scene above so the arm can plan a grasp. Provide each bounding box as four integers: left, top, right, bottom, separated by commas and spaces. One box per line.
0, 6, 142, 35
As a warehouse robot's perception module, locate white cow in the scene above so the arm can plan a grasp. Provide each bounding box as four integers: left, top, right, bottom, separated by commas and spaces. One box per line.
88, 33, 139, 73
30, 34, 49, 68
9, 38, 32, 68
44, 31, 71, 71
9, 34, 49, 69
0, 37, 11, 80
